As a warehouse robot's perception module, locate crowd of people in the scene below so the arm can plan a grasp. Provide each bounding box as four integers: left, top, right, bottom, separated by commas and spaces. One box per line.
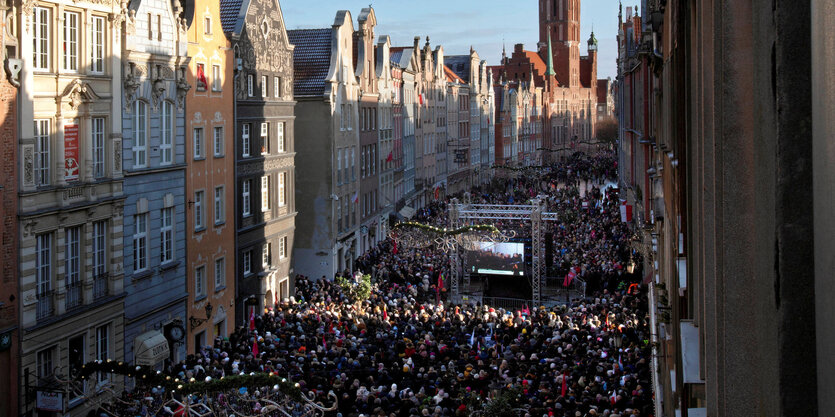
96, 150, 653, 417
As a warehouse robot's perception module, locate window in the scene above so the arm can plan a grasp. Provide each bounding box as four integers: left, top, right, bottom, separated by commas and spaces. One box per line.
133, 101, 147, 167
279, 236, 287, 259
33, 7, 50, 70
92, 221, 107, 277
274, 76, 280, 98
213, 126, 223, 156
161, 101, 173, 164
260, 122, 269, 154
193, 127, 204, 159
242, 179, 251, 217
276, 122, 284, 152
96, 325, 109, 384
37, 346, 55, 379
262, 243, 271, 266
278, 172, 286, 207
347, 104, 353, 129
91, 16, 105, 73
63, 11, 79, 71
247, 74, 253, 97
36, 233, 52, 319
65, 226, 81, 308
243, 250, 252, 275
92, 117, 105, 177
147, 13, 153, 40
261, 75, 267, 97
337, 149, 343, 184
157, 14, 162, 41
214, 258, 225, 288
34, 119, 50, 186
194, 190, 205, 230
337, 202, 342, 232
212, 65, 221, 91
204, 16, 212, 34
133, 214, 148, 272
160, 207, 174, 263
351, 147, 356, 181
242, 124, 251, 157
340, 104, 345, 130
260, 175, 270, 211
195, 265, 206, 297
214, 186, 224, 224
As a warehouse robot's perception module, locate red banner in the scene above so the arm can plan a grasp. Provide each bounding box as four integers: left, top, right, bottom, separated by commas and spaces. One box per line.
64, 124, 79, 181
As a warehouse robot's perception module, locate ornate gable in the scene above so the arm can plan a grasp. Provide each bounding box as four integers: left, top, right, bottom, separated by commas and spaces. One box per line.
239, 0, 292, 74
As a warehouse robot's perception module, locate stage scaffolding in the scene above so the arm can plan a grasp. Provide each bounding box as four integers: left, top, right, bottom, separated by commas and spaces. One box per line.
449, 194, 579, 307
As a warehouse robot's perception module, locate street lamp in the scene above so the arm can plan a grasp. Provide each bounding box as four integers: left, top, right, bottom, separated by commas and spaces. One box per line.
189, 302, 213, 330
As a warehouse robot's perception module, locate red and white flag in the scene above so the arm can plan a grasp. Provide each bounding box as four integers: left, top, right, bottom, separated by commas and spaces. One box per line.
249, 309, 256, 331
620, 201, 633, 223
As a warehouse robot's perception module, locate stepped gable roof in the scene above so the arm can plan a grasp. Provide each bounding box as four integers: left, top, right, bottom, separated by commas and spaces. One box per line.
287, 28, 333, 97
219, 0, 244, 33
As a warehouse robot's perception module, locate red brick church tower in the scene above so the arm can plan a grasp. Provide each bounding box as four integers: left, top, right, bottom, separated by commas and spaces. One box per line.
539, 0, 582, 88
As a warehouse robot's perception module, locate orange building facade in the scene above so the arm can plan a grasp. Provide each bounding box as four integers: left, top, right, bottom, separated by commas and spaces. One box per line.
184, 0, 236, 352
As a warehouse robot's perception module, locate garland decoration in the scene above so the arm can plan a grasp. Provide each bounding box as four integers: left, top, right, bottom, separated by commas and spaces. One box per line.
491, 164, 550, 172
76, 360, 303, 400
335, 274, 373, 304
392, 222, 499, 236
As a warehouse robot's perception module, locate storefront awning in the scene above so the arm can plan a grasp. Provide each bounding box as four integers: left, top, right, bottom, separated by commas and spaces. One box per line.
398, 206, 416, 219
134, 331, 169, 366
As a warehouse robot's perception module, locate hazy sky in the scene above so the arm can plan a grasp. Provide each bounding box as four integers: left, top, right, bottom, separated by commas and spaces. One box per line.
280, 0, 621, 80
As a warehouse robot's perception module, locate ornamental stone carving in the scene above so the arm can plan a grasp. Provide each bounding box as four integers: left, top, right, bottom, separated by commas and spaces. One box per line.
124, 62, 141, 110
176, 66, 191, 110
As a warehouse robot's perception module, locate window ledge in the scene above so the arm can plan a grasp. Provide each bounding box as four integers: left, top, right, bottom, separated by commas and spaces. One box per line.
194, 294, 207, 302
213, 154, 224, 159
132, 269, 153, 281
160, 260, 180, 272
194, 226, 206, 233
214, 221, 226, 227
214, 285, 226, 293
194, 156, 206, 161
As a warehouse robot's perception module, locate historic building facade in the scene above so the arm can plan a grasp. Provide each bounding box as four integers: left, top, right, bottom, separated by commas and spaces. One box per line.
121, 0, 190, 371
15, 0, 127, 412
354, 8, 379, 256
390, 45, 417, 215
184, 0, 236, 351
0, 0, 19, 413
375, 35, 395, 239
289, 10, 358, 279
221, 0, 296, 319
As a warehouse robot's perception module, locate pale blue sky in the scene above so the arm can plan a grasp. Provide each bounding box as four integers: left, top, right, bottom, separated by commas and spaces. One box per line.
280, 0, 621, 80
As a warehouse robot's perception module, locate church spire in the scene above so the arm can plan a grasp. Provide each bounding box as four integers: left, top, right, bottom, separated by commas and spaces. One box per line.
546, 32, 556, 77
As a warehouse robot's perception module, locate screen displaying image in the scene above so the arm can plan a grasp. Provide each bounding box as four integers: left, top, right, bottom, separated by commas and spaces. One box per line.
468, 242, 525, 276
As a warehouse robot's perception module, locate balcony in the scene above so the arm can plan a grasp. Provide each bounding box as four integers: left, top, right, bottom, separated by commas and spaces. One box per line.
65, 280, 83, 310
36, 290, 54, 320
93, 272, 109, 300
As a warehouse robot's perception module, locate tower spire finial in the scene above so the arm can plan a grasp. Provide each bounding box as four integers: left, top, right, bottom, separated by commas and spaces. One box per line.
546, 32, 556, 77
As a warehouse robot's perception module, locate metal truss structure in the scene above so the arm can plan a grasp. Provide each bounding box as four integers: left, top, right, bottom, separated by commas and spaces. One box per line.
450, 194, 560, 306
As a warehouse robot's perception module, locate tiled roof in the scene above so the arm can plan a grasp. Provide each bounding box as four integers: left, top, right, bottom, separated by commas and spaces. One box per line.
287, 28, 333, 97
390, 48, 404, 67
444, 55, 471, 82
444, 65, 465, 84
389, 47, 413, 69
219, 0, 243, 33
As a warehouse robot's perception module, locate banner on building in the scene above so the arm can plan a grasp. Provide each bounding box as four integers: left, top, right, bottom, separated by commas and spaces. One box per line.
64, 124, 79, 181
620, 202, 633, 223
